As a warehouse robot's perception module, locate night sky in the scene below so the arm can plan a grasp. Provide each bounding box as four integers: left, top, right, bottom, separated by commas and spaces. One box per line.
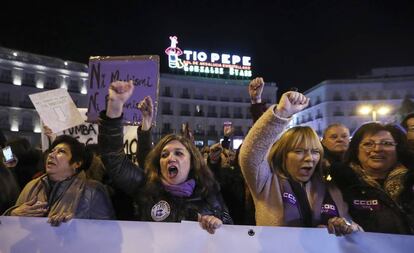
1, 0, 414, 94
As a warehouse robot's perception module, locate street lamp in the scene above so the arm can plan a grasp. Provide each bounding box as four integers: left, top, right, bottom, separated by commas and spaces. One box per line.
358, 105, 391, 122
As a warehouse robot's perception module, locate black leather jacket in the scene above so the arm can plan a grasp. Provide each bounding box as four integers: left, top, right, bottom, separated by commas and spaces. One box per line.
98, 112, 232, 224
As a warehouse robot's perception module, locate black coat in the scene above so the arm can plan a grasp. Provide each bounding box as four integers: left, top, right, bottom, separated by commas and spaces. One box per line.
98, 112, 232, 224
330, 162, 414, 234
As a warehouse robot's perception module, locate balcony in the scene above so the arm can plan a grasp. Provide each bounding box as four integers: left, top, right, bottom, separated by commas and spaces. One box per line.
194, 94, 204, 100
233, 113, 244, 119
181, 93, 191, 99
207, 112, 218, 117
180, 111, 191, 116
194, 111, 204, 117
207, 96, 217, 101
162, 91, 173, 97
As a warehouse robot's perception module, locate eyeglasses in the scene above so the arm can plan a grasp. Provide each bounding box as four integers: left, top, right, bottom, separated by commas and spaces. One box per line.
359, 141, 397, 151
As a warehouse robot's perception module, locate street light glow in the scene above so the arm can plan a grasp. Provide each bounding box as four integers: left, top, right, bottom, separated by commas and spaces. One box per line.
358, 105, 373, 115
357, 104, 392, 122
377, 106, 391, 115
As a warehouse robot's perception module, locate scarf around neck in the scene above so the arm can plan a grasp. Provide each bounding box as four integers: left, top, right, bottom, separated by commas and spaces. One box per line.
161, 178, 196, 197
16, 171, 87, 218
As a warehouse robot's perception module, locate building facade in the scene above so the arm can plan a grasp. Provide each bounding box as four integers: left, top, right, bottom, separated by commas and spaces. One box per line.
0, 47, 89, 146
157, 74, 278, 147
292, 66, 414, 136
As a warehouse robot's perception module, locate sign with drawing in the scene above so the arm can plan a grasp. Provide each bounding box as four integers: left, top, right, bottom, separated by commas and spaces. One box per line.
29, 88, 84, 133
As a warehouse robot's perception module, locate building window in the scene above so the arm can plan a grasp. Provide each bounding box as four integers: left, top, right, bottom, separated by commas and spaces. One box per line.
245, 107, 252, 119
162, 123, 172, 134
233, 107, 243, 119
19, 96, 34, 109
22, 73, 36, 86
220, 96, 230, 102
0, 112, 9, 128
194, 104, 204, 116
181, 88, 190, 99
234, 126, 244, 136
207, 125, 217, 136
307, 113, 313, 121
0, 68, 12, 83
207, 106, 217, 117
180, 103, 191, 116
349, 92, 358, 101
194, 93, 204, 100
45, 76, 57, 89
162, 102, 173, 115
163, 86, 172, 97
362, 92, 371, 100
333, 107, 344, 116
0, 92, 11, 106
391, 91, 401, 99
315, 109, 323, 119
220, 107, 230, 118
377, 91, 386, 100
332, 92, 342, 101
68, 79, 80, 92
194, 124, 205, 136
20, 116, 33, 132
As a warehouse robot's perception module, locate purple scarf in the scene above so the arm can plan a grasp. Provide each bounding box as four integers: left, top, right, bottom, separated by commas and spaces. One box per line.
162, 179, 196, 197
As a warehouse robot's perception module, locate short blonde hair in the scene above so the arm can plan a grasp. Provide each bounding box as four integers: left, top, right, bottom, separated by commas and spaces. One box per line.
268, 126, 324, 179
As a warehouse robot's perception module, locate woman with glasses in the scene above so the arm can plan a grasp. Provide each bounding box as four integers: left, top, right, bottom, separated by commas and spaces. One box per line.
330, 122, 414, 234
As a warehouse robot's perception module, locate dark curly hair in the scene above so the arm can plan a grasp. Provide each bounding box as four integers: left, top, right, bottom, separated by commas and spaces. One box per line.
49, 135, 93, 171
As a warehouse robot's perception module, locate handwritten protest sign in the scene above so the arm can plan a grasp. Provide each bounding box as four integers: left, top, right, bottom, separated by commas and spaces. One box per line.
41, 110, 141, 156
41, 108, 97, 151
87, 55, 159, 124
29, 89, 84, 133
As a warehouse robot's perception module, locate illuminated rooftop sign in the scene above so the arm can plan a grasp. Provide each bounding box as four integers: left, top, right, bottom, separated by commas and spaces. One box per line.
165, 36, 252, 78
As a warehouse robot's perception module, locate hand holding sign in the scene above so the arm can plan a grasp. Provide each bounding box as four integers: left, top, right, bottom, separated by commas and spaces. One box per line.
107, 80, 134, 118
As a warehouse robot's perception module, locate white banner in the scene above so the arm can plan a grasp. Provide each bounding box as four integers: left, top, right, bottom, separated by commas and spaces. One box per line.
0, 216, 412, 253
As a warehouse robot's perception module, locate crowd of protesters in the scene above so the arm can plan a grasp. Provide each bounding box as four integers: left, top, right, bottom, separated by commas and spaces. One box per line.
1, 77, 414, 236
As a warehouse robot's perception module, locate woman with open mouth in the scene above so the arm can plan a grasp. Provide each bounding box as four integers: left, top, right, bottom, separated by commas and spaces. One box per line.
4, 135, 115, 226
99, 80, 232, 234
239, 89, 361, 236
329, 122, 414, 234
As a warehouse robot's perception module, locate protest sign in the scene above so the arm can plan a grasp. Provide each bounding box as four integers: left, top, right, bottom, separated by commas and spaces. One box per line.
29, 88, 84, 133
87, 55, 159, 124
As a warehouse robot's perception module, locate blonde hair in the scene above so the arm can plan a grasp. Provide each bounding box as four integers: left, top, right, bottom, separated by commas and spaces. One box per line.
268, 126, 324, 179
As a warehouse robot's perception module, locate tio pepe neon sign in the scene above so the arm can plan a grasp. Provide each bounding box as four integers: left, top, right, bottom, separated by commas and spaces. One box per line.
165, 36, 252, 77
